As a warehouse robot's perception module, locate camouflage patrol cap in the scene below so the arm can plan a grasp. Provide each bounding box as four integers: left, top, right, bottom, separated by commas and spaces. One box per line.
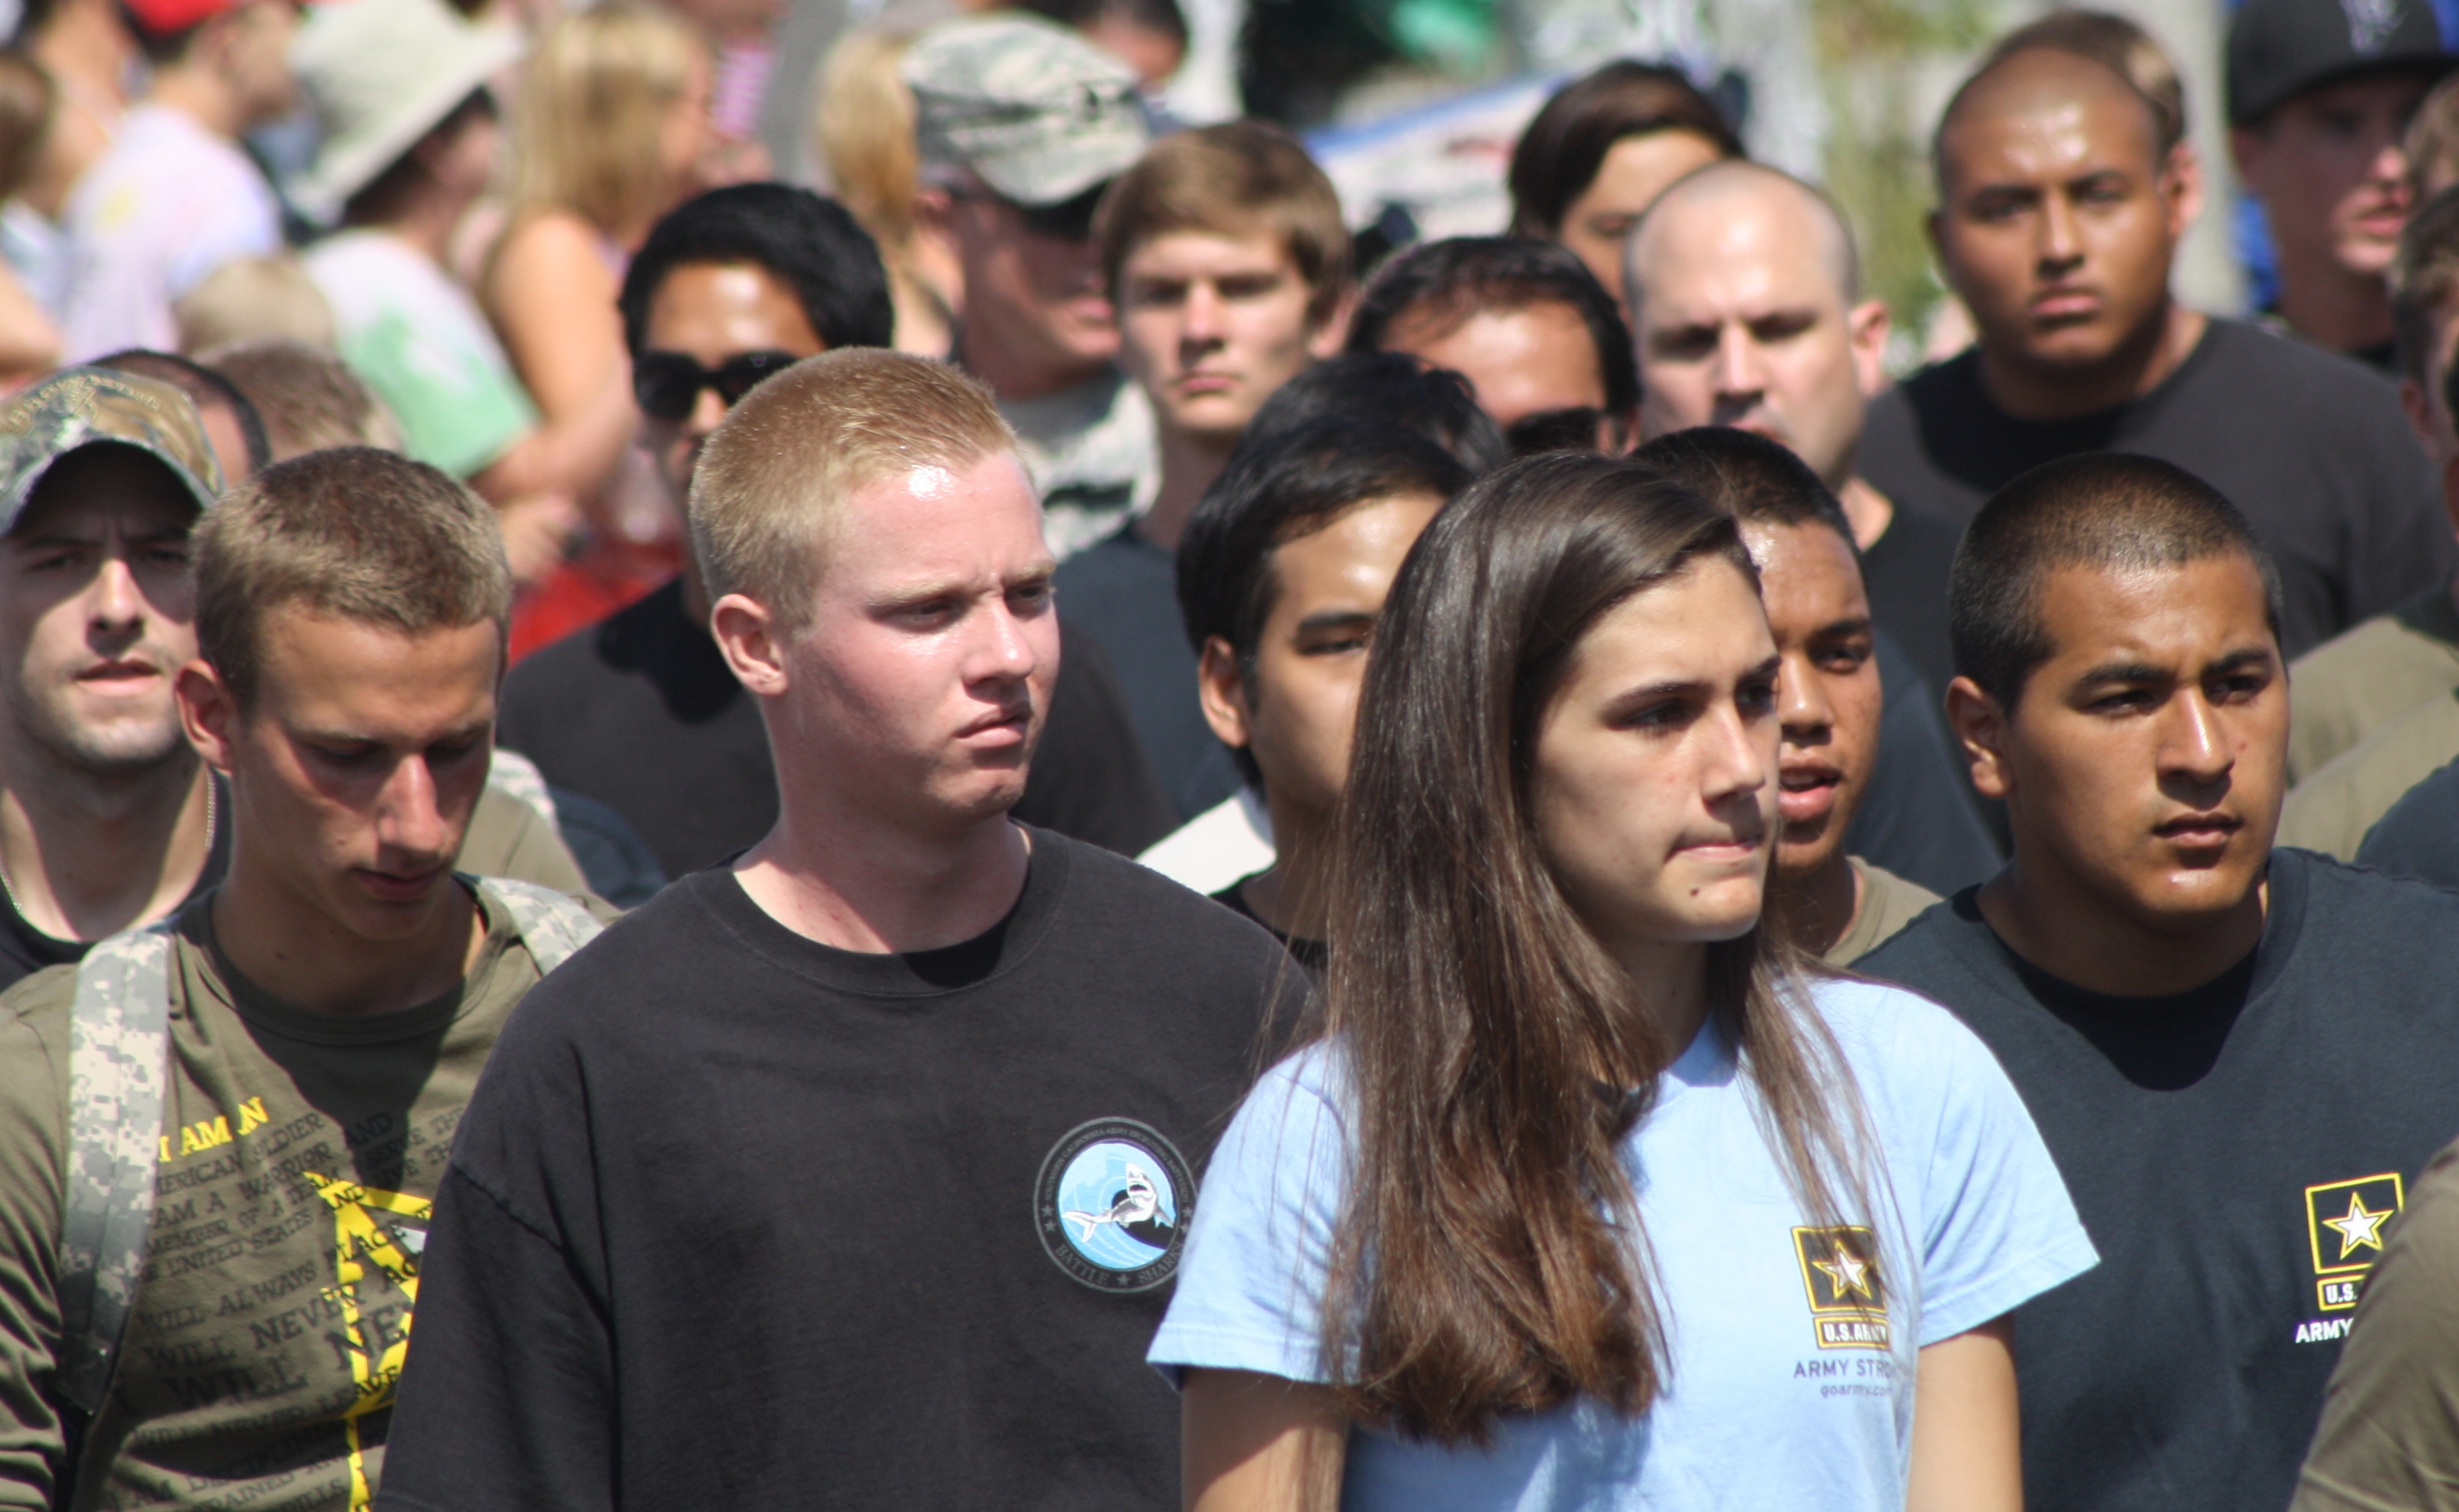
902, 14, 1150, 208
0, 367, 223, 534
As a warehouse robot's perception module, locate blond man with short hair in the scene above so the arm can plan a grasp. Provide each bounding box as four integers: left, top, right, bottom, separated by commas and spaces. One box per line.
376, 350, 1297, 1510
0, 445, 609, 1511
1062, 121, 1351, 816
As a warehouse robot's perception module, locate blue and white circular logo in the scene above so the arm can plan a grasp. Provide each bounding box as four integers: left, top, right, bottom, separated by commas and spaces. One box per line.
1034, 1117, 1193, 1292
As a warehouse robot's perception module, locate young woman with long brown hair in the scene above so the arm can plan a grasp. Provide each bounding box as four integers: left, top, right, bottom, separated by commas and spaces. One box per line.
1149, 453, 2093, 1510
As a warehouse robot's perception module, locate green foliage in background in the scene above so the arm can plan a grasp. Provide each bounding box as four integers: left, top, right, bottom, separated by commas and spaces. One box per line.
1814, 0, 2001, 367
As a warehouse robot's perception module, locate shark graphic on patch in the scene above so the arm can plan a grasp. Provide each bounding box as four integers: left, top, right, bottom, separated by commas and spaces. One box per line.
1036, 1117, 1194, 1292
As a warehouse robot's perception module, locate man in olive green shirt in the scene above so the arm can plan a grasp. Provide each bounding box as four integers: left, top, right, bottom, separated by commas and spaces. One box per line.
0, 447, 605, 1510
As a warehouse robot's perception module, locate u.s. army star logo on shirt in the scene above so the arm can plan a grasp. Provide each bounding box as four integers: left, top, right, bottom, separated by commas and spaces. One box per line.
2305, 1173, 2404, 1312
1792, 1225, 1889, 1350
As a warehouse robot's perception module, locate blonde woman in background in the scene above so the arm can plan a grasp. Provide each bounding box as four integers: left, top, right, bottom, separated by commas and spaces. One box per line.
485, 2, 713, 509
810, 28, 958, 357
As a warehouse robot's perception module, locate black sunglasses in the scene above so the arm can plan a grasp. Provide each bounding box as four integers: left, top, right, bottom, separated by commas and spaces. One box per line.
633, 349, 801, 421
1502, 406, 1609, 457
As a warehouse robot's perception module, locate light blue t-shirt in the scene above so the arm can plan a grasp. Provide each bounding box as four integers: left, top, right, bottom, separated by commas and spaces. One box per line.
1149, 977, 2097, 1510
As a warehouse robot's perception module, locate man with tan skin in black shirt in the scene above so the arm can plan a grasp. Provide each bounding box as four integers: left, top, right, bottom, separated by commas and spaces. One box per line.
1860, 35, 2450, 659
1860, 453, 2459, 1512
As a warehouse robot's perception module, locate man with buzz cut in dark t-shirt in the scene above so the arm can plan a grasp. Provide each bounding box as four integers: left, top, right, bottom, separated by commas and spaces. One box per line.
1858, 452, 2459, 1512
375, 349, 1296, 1511
1859, 28, 2451, 660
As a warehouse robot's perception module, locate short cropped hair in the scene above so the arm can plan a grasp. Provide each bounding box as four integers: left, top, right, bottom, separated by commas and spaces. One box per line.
1983, 10, 2186, 156
620, 184, 895, 358
2391, 185, 2459, 389
1508, 60, 1742, 239
1935, 21, 2179, 197
1245, 350, 1509, 476
1177, 414, 1472, 786
195, 448, 512, 710
1630, 425, 1859, 563
1094, 121, 1351, 329
94, 348, 272, 475
1948, 453, 2282, 712
690, 349, 1014, 629
1345, 237, 1640, 423
201, 340, 405, 460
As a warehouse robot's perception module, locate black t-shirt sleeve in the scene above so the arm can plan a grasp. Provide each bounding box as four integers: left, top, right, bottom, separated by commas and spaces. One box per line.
1014, 620, 1177, 855
376, 1162, 614, 1512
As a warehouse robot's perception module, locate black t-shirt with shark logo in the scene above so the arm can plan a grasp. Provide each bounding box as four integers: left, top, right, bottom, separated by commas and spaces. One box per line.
1856, 848, 2459, 1512
373, 830, 1297, 1512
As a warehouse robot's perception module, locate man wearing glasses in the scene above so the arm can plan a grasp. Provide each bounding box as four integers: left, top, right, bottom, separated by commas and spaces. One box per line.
905, 14, 1160, 560
495, 184, 1173, 882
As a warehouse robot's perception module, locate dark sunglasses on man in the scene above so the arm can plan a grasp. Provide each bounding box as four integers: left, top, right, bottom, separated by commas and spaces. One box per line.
633, 349, 802, 422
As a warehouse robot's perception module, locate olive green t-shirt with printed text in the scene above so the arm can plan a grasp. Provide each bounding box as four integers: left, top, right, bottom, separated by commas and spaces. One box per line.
0, 882, 601, 1512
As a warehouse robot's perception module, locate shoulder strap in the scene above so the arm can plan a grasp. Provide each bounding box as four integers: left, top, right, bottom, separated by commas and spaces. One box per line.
58, 924, 177, 1415
476, 877, 604, 977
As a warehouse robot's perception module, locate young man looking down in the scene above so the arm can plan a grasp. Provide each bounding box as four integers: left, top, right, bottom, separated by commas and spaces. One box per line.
376, 352, 1293, 1510
0, 446, 607, 1510
1858, 453, 2459, 1512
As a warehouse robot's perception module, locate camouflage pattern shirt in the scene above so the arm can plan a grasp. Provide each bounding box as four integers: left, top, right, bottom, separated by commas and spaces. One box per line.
0, 884, 605, 1512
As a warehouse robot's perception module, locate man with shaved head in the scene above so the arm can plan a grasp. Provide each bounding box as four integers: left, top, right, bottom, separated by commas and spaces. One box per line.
1628, 157, 1962, 699
1861, 31, 2451, 659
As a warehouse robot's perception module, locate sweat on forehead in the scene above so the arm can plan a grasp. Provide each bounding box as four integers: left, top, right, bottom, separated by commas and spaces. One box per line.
1627, 159, 1862, 306
1931, 44, 2167, 198
1948, 454, 2282, 711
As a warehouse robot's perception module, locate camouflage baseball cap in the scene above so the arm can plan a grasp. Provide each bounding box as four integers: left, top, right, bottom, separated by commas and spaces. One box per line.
902, 14, 1150, 208
0, 367, 223, 534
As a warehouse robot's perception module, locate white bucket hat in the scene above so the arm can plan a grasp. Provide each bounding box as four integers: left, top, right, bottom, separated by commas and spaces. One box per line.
288, 0, 525, 227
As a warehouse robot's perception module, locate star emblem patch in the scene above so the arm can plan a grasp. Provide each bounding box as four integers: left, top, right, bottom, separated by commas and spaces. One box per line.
2305, 1173, 2405, 1312
1792, 1226, 1889, 1350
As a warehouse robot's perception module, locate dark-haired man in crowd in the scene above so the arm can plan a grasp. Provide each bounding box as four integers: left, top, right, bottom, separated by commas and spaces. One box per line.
906, 12, 1157, 558
0, 444, 610, 1510
0, 368, 574, 995
377, 349, 1293, 1510
1638, 426, 1950, 961
1057, 121, 1350, 819
1177, 415, 1470, 965
1137, 352, 1507, 895
1859, 452, 2459, 1512
1345, 236, 1638, 456
1862, 34, 2451, 659
2229, 0, 2454, 369
499, 184, 1171, 879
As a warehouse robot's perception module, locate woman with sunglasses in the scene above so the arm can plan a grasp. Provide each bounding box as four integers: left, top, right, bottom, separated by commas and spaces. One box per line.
1149, 454, 2095, 1510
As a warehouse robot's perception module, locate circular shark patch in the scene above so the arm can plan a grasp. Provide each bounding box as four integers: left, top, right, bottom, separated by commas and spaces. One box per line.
1034, 1117, 1192, 1292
